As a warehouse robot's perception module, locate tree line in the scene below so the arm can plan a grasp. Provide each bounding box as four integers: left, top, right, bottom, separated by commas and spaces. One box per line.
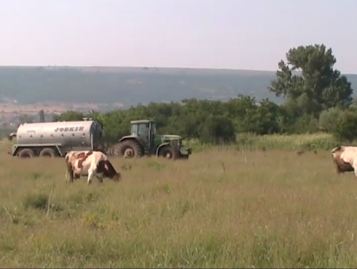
48, 44, 357, 145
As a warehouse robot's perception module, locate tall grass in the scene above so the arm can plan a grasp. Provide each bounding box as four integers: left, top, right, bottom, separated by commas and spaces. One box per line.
187, 132, 345, 152
236, 132, 340, 151
1, 132, 347, 154
1, 147, 357, 267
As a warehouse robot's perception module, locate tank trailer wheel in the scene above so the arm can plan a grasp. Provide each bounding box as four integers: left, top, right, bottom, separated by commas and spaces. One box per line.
39, 148, 57, 158
117, 140, 143, 158
159, 146, 178, 160
18, 148, 35, 158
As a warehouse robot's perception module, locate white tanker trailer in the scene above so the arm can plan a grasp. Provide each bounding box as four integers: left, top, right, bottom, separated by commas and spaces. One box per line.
8, 120, 104, 158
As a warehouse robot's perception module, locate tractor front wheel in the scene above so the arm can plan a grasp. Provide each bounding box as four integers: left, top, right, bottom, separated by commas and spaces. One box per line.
117, 140, 143, 158
159, 146, 178, 160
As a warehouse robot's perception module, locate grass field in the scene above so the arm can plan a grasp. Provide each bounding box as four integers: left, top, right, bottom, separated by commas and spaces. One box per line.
2, 144, 357, 267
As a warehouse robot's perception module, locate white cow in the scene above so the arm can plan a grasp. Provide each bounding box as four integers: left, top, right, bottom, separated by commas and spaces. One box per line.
331, 146, 357, 176
65, 150, 121, 185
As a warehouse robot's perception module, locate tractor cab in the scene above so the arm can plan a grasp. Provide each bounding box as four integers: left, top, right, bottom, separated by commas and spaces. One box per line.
130, 120, 156, 153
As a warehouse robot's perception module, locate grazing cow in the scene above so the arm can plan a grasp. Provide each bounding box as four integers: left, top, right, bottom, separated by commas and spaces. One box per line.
65, 150, 121, 185
331, 146, 357, 176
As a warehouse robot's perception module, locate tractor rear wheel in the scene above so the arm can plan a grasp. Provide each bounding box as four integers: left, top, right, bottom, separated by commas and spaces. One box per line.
117, 140, 143, 158
159, 146, 178, 160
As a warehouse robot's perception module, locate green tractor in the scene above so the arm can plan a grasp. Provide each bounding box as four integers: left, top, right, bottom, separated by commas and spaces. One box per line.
116, 119, 191, 160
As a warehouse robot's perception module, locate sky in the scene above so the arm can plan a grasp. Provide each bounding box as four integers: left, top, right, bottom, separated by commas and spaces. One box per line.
0, 0, 356, 73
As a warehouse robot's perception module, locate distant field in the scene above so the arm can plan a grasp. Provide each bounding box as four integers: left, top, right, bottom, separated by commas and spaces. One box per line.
0, 66, 356, 108
0, 103, 103, 115
1, 144, 357, 267
13, 65, 281, 75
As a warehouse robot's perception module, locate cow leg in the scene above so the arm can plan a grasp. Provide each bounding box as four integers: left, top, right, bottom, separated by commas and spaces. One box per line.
87, 166, 97, 185
333, 159, 342, 175
352, 161, 357, 178
95, 175, 104, 183
66, 171, 74, 183
87, 173, 93, 185
352, 168, 357, 178
66, 164, 74, 183
73, 173, 81, 181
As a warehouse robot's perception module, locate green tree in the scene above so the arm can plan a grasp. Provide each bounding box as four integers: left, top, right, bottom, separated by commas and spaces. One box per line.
269, 44, 353, 115
332, 110, 357, 142
225, 95, 258, 133
100, 110, 128, 145
200, 115, 236, 145
251, 99, 282, 134
53, 111, 85, 121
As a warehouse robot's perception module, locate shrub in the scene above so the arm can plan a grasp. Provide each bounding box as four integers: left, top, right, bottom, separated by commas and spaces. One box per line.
318, 107, 345, 132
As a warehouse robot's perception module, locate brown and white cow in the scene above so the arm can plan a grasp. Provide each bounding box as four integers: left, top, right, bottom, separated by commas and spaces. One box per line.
331, 146, 357, 175
65, 150, 121, 184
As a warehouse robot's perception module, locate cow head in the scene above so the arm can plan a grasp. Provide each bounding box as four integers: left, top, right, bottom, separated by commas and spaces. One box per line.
331, 146, 354, 174
98, 160, 121, 182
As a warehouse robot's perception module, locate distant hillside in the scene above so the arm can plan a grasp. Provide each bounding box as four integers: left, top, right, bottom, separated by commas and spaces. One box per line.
0, 66, 356, 108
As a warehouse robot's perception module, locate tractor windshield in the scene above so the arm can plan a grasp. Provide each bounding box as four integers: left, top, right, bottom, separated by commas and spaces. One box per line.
151, 123, 157, 135
131, 124, 137, 135
171, 138, 181, 147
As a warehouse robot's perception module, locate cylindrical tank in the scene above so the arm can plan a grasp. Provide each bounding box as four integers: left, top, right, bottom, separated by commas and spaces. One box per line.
15, 120, 103, 148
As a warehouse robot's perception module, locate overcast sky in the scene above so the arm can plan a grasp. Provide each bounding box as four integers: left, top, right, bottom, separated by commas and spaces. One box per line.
1, 0, 356, 73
